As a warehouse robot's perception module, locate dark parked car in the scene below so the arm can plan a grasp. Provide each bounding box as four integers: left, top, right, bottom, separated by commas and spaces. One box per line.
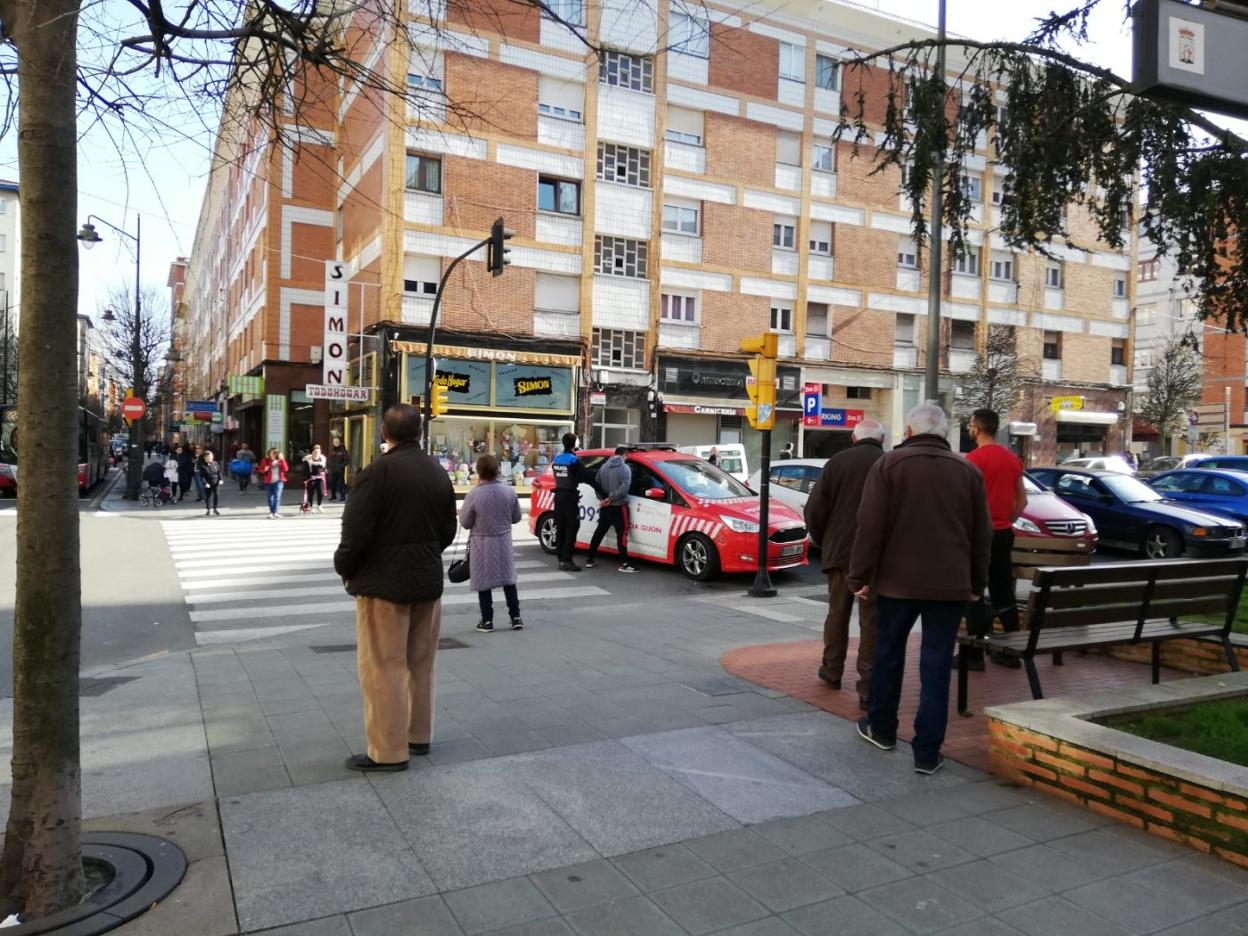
1028, 467, 1246, 559
1148, 469, 1248, 523
1186, 455, 1248, 472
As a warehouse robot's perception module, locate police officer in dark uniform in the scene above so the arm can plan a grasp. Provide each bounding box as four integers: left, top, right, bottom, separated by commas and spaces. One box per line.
551, 432, 590, 572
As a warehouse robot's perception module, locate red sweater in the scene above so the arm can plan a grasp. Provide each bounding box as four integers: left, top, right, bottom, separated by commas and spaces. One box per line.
258, 457, 289, 483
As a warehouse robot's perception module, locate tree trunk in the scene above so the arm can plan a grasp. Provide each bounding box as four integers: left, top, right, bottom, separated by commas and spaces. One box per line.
0, 0, 87, 918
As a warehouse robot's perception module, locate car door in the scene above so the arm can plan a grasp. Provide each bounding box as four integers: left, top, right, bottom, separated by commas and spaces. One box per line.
625, 461, 677, 560
1197, 474, 1248, 521
1054, 474, 1123, 543
571, 455, 606, 549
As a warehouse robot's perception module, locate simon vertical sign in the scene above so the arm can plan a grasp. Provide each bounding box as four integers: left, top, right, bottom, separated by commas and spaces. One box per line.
323, 261, 348, 385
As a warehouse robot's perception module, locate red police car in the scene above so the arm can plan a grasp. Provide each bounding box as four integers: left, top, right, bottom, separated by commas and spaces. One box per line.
530, 445, 809, 580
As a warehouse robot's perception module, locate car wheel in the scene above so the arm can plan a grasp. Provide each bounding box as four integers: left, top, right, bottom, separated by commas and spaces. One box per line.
678, 533, 721, 582
537, 513, 559, 555
1143, 525, 1183, 559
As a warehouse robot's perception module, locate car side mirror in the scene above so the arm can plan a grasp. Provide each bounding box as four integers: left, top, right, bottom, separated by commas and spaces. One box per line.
645, 487, 665, 500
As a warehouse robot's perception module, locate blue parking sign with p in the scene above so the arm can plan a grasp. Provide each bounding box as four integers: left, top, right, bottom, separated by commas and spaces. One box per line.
802, 383, 822, 426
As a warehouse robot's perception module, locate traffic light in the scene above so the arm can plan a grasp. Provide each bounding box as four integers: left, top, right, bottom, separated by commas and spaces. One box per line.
742, 333, 778, 430
487, 217, 513, 277
431, 381, 450, 419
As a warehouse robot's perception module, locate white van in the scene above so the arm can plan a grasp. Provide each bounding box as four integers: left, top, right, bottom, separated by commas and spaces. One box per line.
676, 444, 749, 484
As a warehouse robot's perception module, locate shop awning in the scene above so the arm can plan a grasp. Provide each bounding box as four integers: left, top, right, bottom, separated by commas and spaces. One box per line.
1055, 410, 1119, 426
1132, 419, 1160, 439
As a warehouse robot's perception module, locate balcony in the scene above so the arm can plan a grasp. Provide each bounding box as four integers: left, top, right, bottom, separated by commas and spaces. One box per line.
535, 213, 582, 247
988, 280, 1018, 304
894, 345, 918, 369
1044, 287, 1064, 310
537, 115, 584, 151
805, 336, 830, 361
1110, 364, 1129, 386
896, 268, 921, 291
1042, 359, 1063, 381
777, 334, 797, 357
534, 310, 581, 338
664, 141, 705, 174
595, 181, 652, 239
808, 255, 834, 281
811, 172, 837, 199
402, 294, 434, 325
661, 232, 702, 264
950, 273, 980, 299
774, 164, 802, 192
948, 348, 977, 373
659, 321, 700, 350
771, 250, 799, 276
405, 192, 444, 226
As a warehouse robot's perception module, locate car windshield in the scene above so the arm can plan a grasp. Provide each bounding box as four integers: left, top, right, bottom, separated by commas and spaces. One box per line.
660, 458, 753, 500
1022, 475, 1044, 495
1102, 475, 1163, 503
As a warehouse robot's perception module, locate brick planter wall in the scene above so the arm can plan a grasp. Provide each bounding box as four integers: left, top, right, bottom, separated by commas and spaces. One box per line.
1101, 637, 1248, 676
988, 720, 1248, 866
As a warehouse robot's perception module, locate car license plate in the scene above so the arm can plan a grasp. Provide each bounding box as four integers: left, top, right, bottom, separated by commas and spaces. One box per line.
1232, 537, 1246, 549
780, 543, 803, 557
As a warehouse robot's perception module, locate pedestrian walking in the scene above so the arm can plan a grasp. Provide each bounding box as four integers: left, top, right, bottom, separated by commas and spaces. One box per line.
176, 444, 195, 502
804, 419, 885, 709
328, 437, 350, 501
198, 451, 222, 516
334, 404, 457, 772
585, 445, 638, 573
849, 403, 991, 775
234, 442, 256, 492
551, 432, 590, 572
259, 448, 289, 519
163, 452, 180, 500
192, 444, 206, 501
302, 444, 328, 513
962, 408, 1027, 671
460, 454, 524, 633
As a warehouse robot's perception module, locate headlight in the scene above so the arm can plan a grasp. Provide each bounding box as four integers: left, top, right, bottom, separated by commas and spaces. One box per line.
723, 516, 760, 533
1012, 516, 1042, 534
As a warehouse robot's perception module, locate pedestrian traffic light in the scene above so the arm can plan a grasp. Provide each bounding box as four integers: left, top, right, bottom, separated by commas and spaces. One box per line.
431, 382, 450, 419
487, 217, 513, 277
742, 333, 778, 430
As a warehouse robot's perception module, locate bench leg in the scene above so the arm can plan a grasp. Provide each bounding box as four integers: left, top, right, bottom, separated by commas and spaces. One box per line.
1023, 656, 1044, 700
1151, 642, 1161, 684
1224, 638, 1242, 673
1053, 651, 1064, 667
957, 647, 969, 716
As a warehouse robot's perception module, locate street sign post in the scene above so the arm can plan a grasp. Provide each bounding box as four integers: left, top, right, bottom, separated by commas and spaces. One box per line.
741, 333, 780, 598
121, 396, 147, 422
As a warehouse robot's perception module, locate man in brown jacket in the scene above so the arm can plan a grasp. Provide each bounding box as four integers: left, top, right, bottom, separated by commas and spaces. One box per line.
804, 419, 886, 707
848, 403, 992, 775
334, 404, 457, 772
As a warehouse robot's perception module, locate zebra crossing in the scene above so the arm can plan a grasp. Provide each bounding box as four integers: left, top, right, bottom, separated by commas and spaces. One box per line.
161, 517, 610, 646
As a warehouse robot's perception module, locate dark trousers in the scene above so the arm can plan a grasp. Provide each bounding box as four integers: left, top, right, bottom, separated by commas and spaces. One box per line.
966, 528, 1019, 658
203, 482, 219, 510
868, 596, 964, 765
587, 504, 628, 561
554, 496, 580, 563
478, 584, 520, 622
329, 471, 347, 500
306, 477, 325, 506
178, 471, 193, 500
238, 471, 251, 491
822, 567, 877, 700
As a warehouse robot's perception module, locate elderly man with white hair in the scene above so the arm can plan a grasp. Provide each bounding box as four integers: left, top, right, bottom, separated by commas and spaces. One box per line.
804, 418, 887, 709
848, 403, 992, 775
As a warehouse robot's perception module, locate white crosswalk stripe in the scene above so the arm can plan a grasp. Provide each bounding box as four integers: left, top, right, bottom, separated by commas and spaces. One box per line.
160, 517, 607, 647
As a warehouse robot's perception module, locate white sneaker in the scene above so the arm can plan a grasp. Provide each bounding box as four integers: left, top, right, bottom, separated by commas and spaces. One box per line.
315, 505, 323, 513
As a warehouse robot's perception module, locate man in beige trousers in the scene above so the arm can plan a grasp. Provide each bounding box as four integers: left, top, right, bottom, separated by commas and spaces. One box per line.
334, 404, 457, 771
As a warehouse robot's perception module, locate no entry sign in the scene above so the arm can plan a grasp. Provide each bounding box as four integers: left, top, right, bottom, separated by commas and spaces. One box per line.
121, 396, 147, 422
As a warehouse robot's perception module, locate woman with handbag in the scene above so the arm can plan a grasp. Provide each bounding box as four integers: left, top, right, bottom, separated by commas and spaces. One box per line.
258, 448, 290, 519
458, 454, 523, 633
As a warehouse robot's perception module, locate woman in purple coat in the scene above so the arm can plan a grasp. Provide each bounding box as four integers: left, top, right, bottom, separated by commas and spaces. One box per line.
460, 454, 524, 633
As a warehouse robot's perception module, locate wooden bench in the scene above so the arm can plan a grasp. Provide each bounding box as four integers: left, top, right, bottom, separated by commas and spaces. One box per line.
957, 558, 1247, 714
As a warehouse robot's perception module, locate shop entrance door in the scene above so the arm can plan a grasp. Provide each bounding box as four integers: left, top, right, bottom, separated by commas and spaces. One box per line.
345, 414, 374, 479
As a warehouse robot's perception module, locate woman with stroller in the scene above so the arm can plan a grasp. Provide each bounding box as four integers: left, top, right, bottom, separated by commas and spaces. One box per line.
302, 444, 328, 513
258, 448, 289, 519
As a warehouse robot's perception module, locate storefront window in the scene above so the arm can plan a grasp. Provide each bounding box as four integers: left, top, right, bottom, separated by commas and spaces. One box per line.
591, 407, 638, 448
288, 399, 314, 462
427, 418, 571, 490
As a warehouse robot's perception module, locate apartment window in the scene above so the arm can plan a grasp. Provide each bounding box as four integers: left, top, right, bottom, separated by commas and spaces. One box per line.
538, 176, 580, 216
814, 54, 839, 90
809, 221, 833, 255
538, 76, 583, 122
597, 142, 652, 187
846, 386, 872, 400
960, 173, 982, 203
594, 235, 648, 277
662, 202, 700, 235
776, 131, 801, 166
989, 251, 1015, 282
806, 302, 829, 336
600, 51, 653, 92
403, 255, 439, 296
1045, 261, 1064, 288
773, 220, 796, 250
661, 292, 698, 323
0, 200, 7, 214
406, 71, 443, 93
770, 305, 794, 333
991, 181, 1011, 207
812, 144, 835, 173
779, 42, 804, 81
1113, 275, 1127, 299
1138, 349, 1154, 368
1111, 339, 1126, 366
950, 320, 975, 350
545, 0, 584, 27
592, 328, 646, 369
1138, 257, 1159, 282
535, 273, 580, 313
670, 12, 709, 57
952, 250, 979, 276
897, 237, 918, 269
896, 313, 916, 345
995, 103, 1009, 128
1043, 330, 1062, 360
666, 106, 703, 146
405, 153, 441, 194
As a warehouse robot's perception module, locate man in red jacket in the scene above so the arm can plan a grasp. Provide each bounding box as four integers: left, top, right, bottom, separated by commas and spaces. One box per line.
849, 403, 992, 775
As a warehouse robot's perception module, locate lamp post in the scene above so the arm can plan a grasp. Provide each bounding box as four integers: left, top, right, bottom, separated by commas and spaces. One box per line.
78, 213, 143, 499
924, 0, 948, 407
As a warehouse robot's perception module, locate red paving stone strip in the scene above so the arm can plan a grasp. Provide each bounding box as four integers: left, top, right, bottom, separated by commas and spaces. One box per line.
721, 635, 1188, 773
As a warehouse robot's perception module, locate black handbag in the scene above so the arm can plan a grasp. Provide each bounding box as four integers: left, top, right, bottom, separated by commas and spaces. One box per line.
447, 529, 470, 584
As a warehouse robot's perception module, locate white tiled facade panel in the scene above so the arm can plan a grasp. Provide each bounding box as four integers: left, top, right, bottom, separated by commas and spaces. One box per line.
659, 322, 700, 350
665, 142, 705, 174
778, 78, 805, 107
599, 0, 657, 53
595, 182, 652, 239
667, 83, 739, 117
535, 214, 583, 247
771, 251, 799, 276
598, 85, 655, 148
534, 271, 581, 312
538, 117, 585, 150
539, 16, 585, 53
592, 275, 650, 329
811, 173, 837, 199
402, 295, 435, 325
774, 164, 802, 191
405, 192, 444, 226
668, 52, 709, 84
500, 44, 585, 80
661, 267, 732, 292
665, 175, 734, 205
808, 256, 834, 281
951, 275, 980, 299
534, 311, 582, 338
661, 233, 702, 264
814, 87, 839, 115
495, 144, 582, 179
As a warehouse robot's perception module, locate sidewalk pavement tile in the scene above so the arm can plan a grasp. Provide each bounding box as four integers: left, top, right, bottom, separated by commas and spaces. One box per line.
1155, 903, 1248, 935
487, 920, 576, 935
502, 741, 740, 855
427, 737, 493, 765
443, 877, 559, 935
725, 857, 844, 913
935, 920, 1027, 936
866, 827, 977, 874
562, 894, 686, 936
369, 760, 598, 891
748, 815, 854, 856
621, 727, 859, 824
1125, 857, 1248, 910
780, 894, 909, 936
982, 802, 1103, 842
609, 843, 718, 891
710, 919, 801, 936
534, 722, 607, 747
678, 828, 788, 873
221, 778, 435, 932
925, 816, 1036, 857
799, 843, 912, 893
530, 858, 640, 913
996, 896, 1134, 936
816, 803, 915, 841
1064, 873, 1215, 934
471, 728, 554, 756
875, 787, 979, 827
83, 800, 223, 862
347, 895, 464, 935
987, 842, 1121, 892
858, 876, 985, 934
114, 855, 236, 936
927, 860, 1052, 913
1047, 827, 1191, 876
252, 917, 351, 935
649, 876, 771, 934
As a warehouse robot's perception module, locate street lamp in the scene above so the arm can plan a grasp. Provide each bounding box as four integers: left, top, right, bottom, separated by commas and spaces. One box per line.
79, 213, 143, 499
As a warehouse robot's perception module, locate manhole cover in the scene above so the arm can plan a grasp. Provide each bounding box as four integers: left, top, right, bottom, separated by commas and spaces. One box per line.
439, 637, 469, 650
679, 676, 752, 697
79, 676, 138, 697
309, 644, 356, 654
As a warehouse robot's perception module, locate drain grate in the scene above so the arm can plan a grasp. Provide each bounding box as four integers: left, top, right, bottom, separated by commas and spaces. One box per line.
679, 676, 753, 697
79, 676, 138, 697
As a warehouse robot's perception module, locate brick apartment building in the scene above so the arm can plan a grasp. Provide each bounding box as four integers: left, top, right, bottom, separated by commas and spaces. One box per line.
181, 0, 1138, 488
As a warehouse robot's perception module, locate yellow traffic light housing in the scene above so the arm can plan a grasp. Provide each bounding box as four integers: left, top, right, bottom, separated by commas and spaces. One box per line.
742, 333, 777, 430
740, 333, 779, 358
431, 382, 450, 419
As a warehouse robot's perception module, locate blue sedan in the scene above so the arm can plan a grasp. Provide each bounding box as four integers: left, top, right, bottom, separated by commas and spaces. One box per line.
1028, 467, 1246, 559
1148, 469, 1248, 523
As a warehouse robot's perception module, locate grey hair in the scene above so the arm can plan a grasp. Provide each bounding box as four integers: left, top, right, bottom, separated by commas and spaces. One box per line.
852, 419, 885, 441
905, 403, 949, 438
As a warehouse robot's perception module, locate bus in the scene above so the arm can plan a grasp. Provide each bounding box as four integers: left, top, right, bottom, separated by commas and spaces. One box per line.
0, 405, 108, 495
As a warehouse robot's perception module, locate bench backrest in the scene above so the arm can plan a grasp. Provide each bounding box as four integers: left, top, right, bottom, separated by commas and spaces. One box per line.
1027, 558, 1248, 647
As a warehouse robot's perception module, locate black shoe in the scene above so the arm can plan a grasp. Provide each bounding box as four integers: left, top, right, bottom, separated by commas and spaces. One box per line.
958, 653, 986, 673
618, 563, 639, 573
914, 755, 945, 775
991, 653, 1022, 669
559, 562, 582, 573
511, 617, 524, 630
856, 716, 896, 751
584, 558, 596, 569
408, 742, 430, 756
817, 665, 841, 689
213, 509, 221, 516
345, 754, 408, 772
476, 620, 494, 633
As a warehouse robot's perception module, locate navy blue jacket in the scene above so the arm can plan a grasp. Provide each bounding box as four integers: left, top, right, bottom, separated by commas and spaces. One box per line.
552, 450, 589, 500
